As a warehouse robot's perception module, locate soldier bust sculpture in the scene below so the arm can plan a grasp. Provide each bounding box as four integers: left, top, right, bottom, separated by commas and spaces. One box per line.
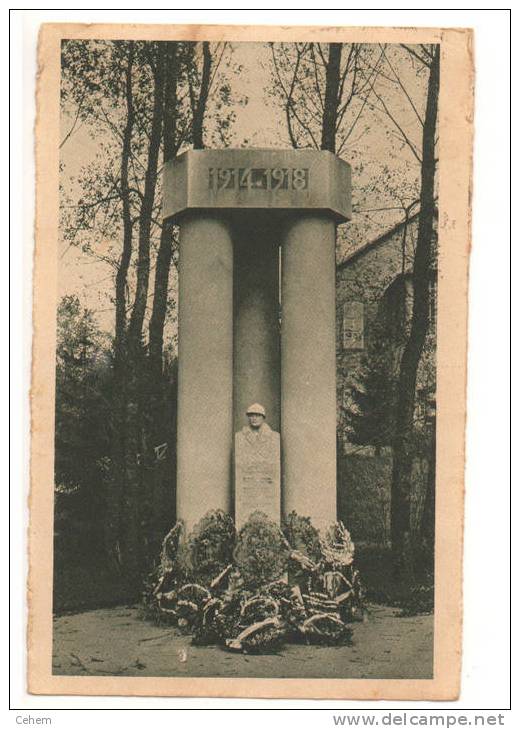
234, 403, 281, 526
241, 403, 276, 441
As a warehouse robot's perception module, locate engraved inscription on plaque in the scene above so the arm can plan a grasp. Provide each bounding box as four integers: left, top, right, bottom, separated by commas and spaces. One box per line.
342, 301, 365, 350
234, 426, 281, 527
209, 167, 309, 192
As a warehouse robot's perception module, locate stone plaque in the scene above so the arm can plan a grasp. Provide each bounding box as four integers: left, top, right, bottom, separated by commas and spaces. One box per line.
343, 301, 364, 350
234, 425, 281, 527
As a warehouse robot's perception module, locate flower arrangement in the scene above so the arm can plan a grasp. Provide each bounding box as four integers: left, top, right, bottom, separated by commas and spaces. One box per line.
187, 509, 236, 585
282, 511, 322, 563
233, 511, 290, 589
320, 521, 355, 569
143, 510, 364, 653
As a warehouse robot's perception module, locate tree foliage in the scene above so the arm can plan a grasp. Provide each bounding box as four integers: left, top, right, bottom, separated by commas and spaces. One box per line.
267, 42, 431, 249
54, 295, 113, 589
390, 45, 439, 582
268, 42, 439, 581
56, 39, 439, 605
58, 39, 241, 592
55, 295, 111, 495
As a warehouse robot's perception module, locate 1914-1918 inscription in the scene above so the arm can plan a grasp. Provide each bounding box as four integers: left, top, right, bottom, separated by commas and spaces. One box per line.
209, 166, 309, 192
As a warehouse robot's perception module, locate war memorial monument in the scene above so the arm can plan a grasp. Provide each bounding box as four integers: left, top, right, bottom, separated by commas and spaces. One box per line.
163, 149, 351, 533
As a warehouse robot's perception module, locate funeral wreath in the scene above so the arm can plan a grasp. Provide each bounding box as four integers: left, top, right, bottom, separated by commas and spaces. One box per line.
143, 509, 365, 653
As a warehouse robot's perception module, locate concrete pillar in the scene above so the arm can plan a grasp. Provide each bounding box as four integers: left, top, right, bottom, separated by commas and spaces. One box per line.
176, 215, 233, 532
281, 214, 337, 533
233, 216, 281, 434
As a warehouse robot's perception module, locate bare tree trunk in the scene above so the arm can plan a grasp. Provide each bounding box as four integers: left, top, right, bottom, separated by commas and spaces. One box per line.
390, 45, 439, 584
192, 41, 212, 150
114, 42, 135, 371
128, 44, 165, 345
321, 42, 342, 489
107, 41, 135, 568
147, 41, 181, 544
119, 44, 167, 584
418, 418, 436, 575
321, 43, 342, 153
149, 41, 179, 381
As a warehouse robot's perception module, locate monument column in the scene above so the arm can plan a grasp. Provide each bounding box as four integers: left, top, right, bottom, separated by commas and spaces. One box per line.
233, 216, 281, 434
281, 214, 338, 533
176, 214, 234, 531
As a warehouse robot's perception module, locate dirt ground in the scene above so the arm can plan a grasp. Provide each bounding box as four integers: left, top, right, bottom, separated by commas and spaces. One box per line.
53, 603, 433, 679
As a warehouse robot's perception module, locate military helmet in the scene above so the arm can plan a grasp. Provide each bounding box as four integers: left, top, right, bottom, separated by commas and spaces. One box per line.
246, 403, 266, 417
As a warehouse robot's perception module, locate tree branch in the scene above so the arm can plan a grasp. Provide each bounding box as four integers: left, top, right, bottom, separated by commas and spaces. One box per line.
380, 45, 424, 128
400, 44, 431, 68
60, 92, 86, 149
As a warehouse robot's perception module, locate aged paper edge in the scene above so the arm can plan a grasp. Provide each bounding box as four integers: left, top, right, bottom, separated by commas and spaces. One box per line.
28, 22, 474, 700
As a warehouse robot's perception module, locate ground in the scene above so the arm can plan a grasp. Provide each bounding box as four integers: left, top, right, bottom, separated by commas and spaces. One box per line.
53, 603, 433, 679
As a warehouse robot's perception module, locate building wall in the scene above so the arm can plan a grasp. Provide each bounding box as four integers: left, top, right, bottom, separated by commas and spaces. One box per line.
335, 216, 436, 544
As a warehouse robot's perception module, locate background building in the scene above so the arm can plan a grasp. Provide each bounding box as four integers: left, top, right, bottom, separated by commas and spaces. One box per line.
336, 213, 437, 546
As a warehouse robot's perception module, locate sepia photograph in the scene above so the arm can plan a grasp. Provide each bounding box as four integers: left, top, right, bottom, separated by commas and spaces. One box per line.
28, 22, 474, 700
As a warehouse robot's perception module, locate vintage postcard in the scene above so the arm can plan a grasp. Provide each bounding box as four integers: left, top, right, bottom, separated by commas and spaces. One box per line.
29, 23, 473, 699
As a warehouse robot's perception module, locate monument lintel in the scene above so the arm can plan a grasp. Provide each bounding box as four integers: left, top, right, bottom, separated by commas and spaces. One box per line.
163, 148, 351, 223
